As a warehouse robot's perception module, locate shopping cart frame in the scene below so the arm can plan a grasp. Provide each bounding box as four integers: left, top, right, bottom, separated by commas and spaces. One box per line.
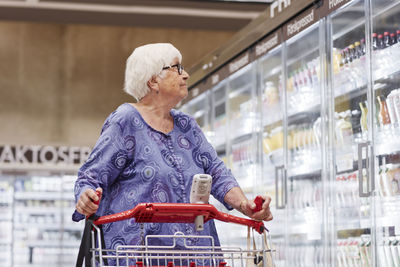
78, 202, 275, 267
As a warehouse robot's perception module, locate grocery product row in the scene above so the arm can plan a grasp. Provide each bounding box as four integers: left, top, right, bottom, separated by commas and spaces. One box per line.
180, 0, 400, 266
0, 174, 83, 267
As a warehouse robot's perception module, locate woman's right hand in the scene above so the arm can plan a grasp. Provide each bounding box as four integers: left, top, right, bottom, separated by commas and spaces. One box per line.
76, 187, 103, 217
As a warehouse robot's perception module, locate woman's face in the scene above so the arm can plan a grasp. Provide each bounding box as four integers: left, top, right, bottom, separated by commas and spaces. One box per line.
159, 57, 189, 101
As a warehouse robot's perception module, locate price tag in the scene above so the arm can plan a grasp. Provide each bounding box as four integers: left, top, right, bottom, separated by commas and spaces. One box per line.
336, 153, 354, 173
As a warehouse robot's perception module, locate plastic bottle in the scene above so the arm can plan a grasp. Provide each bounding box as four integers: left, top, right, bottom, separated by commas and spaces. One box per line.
354, 41, 362, 59
373, 33, 378, 50
383, 32, 391, 48
377, 96, 391, 126
359, 102, 368, 134
336, 111, 354, 145
343, 47, 350, 64
361, 38, 366, 55
390, 33, 397, 46
378, 34, 384, 49
348, 45, 355, 63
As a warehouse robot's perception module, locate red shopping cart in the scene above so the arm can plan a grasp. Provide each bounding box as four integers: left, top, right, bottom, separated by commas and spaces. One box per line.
76, 199, 275, 267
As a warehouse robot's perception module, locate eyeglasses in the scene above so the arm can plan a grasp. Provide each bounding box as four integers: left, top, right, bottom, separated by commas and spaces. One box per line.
162, 64, 184, 75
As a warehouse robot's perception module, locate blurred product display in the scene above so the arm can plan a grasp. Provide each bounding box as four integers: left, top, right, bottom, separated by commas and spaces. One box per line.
0, 174, 84, 267
179, 0, 400, 266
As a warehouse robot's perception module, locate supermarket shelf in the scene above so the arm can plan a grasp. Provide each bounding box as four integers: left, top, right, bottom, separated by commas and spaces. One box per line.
14, 206, 62, 214
14, 223, 61, 230
375, 140, 400, 156
288, 164, 321, 179
287, 102, 321, 121
287, 105, 321, 125
228, 84, 252, 99
14, 191, 74, 200
0, 240, 11, 245
261, 63, 282, 81
23, 240, 80, 247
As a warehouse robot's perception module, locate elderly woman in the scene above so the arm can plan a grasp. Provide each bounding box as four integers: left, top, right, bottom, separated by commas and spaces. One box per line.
73, 43, 272, 265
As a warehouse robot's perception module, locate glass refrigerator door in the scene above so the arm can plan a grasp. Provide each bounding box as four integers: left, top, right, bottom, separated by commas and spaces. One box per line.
227, 64, 259, 193
180, 92, 212, 142
258, 45, 285, 266
371, 1, 400, 266
285, 22, 324, 266
328, 1, 373, 266
211, 82, 228, 161
0, 176, 13, 267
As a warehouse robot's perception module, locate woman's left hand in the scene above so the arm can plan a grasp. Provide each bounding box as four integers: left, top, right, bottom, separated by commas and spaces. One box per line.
240, 196, 273, 221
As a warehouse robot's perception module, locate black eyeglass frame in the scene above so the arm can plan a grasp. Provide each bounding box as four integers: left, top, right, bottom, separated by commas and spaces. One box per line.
162, 64, 184, 75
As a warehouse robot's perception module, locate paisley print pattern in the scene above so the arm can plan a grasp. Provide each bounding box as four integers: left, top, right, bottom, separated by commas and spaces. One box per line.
174, 114, 191, 133
124, 135, 136, 152
177, 135, 191, 149
73, 103, 239, 265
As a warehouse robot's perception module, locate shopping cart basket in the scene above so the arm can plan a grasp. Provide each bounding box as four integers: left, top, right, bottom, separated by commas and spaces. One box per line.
76, 199, 275, 267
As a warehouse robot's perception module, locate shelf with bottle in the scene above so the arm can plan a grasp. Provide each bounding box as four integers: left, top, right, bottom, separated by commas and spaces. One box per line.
374, 88, 400, 156
286, 58, 321, 117
261, 76, 283, 127
336, 235, 372, 267
287, 117, 322, 178
332, 30, 400, 101
228, 99, 261, 141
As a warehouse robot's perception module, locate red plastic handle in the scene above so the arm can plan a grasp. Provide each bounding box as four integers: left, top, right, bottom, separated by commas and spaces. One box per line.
86, 190, 101, 219
251, 196, 264, 213
92, 203, 266, 234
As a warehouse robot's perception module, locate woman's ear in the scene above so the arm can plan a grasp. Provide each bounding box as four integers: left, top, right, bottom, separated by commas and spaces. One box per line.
147, 76, 159, 92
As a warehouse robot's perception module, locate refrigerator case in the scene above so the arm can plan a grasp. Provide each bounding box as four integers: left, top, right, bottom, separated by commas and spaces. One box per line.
258, 43, 286, 266
371, 0, 400, 266
181, 0, 400, 265
284, 21, 325, 267
327, 0, 374, 266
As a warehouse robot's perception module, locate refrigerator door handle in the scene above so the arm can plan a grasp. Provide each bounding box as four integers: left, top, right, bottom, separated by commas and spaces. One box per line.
358, 141, 371, 197
275, 165, 285, 209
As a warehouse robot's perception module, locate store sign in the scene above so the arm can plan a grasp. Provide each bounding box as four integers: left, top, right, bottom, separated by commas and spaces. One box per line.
255, 30, 282, 59
284, 6, 318, 40
270, 0, 292, 18
229, 52, 250, 74
320, 0, 353, 18
0, 145, 91, 166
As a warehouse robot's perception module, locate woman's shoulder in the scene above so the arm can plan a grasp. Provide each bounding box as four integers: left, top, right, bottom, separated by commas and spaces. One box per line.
102, 103, 140, 131
171, 109, 200, 133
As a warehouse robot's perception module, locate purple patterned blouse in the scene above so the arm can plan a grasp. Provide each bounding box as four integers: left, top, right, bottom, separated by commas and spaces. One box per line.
73, 103, 239, 263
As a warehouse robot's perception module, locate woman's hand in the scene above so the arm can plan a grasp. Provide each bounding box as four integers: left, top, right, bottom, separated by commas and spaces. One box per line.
76, 187, 103, 217
240, 196, 273, 221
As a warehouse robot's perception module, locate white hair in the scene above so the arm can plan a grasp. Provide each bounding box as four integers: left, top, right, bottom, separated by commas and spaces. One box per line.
124, 43, 182, 101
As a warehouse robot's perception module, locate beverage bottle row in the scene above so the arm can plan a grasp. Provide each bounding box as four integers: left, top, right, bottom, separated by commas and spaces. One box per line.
339, 39, 366, 67
373, 30, 400, 50
287, 59, 320, 114
337, 236, 371, 267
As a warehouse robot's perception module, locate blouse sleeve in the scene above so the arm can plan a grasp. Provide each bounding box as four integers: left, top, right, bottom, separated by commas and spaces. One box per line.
72, 112, 135, 221
190, 119, 239, 210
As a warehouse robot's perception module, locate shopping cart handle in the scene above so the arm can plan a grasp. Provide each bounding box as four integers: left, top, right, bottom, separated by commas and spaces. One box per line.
93, 203, 266, 234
